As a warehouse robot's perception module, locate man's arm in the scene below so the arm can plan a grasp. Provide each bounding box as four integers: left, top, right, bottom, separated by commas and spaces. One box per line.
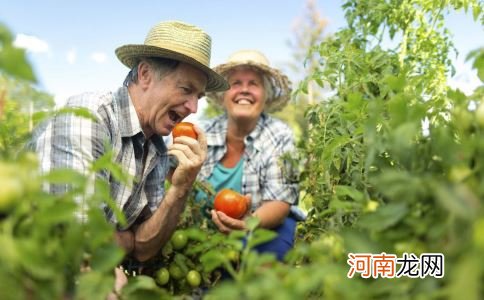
131, 126, 207, 262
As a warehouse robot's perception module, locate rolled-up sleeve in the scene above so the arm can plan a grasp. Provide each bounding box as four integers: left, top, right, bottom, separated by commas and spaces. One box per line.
260, 132, 299, 205
30, 109, 110, 221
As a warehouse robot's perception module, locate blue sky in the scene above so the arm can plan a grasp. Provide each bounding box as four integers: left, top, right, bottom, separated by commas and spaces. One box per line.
1, 0, 482, 114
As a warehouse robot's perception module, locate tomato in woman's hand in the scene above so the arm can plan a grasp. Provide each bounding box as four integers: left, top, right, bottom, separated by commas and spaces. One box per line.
172, 122, 198, 139
214, 189, 248, 219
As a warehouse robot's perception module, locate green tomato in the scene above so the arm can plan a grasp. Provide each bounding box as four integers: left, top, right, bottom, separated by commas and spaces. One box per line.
473, 218, 484, 249
452, 107, 473, 131
225, 249, 239, 262
476, 102, 484, 128
169, 263, 185, 280
448, 165, 472, 182
186, 270, 201, 287
156, 268, 170, 285
171, 230, 188, 250
0, 178, 23, 212
364, 200, 379, 212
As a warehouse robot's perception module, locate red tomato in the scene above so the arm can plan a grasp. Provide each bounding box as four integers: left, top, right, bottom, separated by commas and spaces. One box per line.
214, 189, 248, 219
172, 122, 198, 139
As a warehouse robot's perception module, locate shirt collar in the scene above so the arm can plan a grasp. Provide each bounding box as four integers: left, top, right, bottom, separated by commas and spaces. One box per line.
115, 86, 143, 138
206, 112, 268, 153
115, 86, 166, 155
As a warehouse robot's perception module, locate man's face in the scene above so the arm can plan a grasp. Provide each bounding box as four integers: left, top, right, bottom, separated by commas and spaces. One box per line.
139, 62, 207, 137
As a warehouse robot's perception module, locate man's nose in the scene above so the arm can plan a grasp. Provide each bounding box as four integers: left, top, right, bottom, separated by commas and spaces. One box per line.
184, 97, 198, 114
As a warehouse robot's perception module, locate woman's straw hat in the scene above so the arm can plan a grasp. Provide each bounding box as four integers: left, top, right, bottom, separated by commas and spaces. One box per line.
207, 50, 292, 112
115, 21, 229, 92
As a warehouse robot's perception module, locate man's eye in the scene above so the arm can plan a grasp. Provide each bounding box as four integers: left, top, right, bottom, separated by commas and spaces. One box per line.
181, 87, 191, 93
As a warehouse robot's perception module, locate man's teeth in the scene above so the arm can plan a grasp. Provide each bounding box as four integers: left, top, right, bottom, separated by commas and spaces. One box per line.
169, 111, 181, 122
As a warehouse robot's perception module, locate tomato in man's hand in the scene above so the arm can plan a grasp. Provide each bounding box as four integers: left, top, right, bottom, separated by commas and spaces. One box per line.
172, 122, 198, 139
214, 189, 248, 219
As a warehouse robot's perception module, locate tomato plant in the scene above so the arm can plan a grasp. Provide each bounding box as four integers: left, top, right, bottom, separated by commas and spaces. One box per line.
214, 189, 248, 219
172, 122, 198, 139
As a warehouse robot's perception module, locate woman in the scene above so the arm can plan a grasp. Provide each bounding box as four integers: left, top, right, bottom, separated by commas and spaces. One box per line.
197, 50, 304, 261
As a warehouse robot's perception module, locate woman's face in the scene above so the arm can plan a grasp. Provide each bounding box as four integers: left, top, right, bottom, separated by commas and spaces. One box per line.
223, 67, 266, 123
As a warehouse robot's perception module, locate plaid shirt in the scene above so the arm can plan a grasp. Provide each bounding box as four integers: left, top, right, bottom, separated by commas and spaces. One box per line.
198, 113, 299, 211
28, 87, 169, 228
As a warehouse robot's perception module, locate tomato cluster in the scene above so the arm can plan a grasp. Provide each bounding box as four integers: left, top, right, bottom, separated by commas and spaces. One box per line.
153, 230, 204, 291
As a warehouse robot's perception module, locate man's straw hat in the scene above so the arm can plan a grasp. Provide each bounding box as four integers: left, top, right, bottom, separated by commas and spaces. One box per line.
207, 50, 292, 112
115, 21, 229, 92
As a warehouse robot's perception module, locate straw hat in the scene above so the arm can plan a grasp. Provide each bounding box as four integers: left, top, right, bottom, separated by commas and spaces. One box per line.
207, 50, 292, 112
115, 21, 229, 92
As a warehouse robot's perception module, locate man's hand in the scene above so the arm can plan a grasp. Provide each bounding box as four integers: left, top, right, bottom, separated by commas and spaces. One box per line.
168, 125, 207, 192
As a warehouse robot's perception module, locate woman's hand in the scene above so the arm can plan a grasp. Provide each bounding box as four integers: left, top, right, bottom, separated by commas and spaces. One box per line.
211, 209, 247, 234
211, 194, 251, 234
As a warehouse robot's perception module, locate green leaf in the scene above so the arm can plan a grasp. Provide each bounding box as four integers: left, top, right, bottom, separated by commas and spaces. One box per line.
200, 249, 226, 272
56, 106, 97, 121
247, 228, 277, 249
35, 199, 77, 225
120, 276, 166, 300
334, 185, 364, 202
75, 271, 114, 300
341, 228, 381, 254
449, 251, 481, 300
90, 244, 124, 272
384, 74, 406, 92
0, 24, 36, 82
432, 182, 478, 220
18, 239, 57, 280
357, 202, 409, 231
43, 168, 87, 187
245, 216, 260, 231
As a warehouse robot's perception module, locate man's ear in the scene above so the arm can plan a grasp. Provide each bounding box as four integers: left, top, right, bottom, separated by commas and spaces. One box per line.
137, 61, 152, 88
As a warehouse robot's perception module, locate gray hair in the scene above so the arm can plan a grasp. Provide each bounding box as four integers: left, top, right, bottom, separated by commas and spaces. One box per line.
123, 57, 180, 87
215, 66, 274, 105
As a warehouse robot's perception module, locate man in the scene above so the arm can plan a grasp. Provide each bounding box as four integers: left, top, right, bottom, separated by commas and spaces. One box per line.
28, 20, 228, 264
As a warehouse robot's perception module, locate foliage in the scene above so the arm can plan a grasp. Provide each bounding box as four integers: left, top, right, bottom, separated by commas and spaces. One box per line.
293, 0, 484, 299
2, 2, 484, 298
0, 23, 36, 83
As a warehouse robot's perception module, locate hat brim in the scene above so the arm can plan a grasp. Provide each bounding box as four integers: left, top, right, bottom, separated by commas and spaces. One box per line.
206, 61, 292, 113
115, 44, 229, 92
